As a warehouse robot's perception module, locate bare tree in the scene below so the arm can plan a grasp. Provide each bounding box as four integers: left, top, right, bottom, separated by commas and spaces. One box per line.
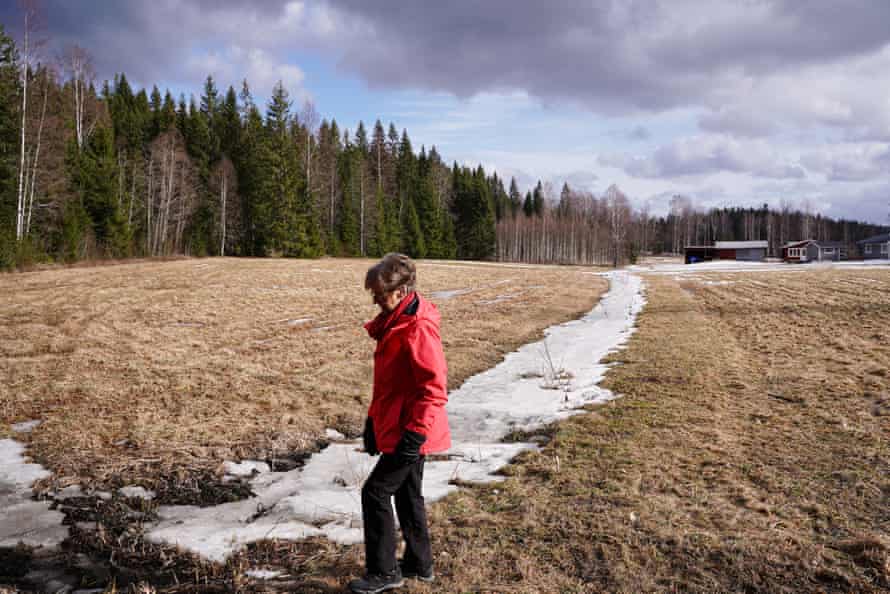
605, 184, 631, 268
146, 130, 196, 256
212, 157, 237, 256
62, 43, 95, 151
299, 99, 319, 190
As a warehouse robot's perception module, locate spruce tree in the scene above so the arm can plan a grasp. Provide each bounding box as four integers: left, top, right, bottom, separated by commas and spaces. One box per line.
68, 126, 130, 256
159, 91, 176, 133
217, 86, 240, 157
452, 164, 495, 260
523, 190, 534, 217
533, 180, 545, 216
200, 75, 219, 120
401, 194, 426, 258
508, 177, 522, 218
149, 85, 163, 137
337, 136, 360, 255
415, 147, 442, 257
0, 25, 18, 266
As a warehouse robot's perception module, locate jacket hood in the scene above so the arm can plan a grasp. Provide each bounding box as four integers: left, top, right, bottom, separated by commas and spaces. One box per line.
364, 293, 439, 341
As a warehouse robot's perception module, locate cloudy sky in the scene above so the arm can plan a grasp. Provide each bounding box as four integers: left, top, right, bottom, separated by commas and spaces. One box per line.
3, 0, 890, 223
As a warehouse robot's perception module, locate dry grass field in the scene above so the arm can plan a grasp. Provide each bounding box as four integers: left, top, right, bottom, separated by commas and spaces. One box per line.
0, 257, 607, 493
3, 262, 890, 593
421, 267, 889, 593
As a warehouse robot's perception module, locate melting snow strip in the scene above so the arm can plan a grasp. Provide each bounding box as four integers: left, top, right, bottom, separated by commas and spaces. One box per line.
0, 439, 68, 548
146, 271, 645, 562
429, 288, 473, 300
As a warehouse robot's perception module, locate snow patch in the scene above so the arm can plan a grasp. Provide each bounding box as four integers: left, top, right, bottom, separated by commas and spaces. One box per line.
223, 461, 271, 477
147, 272, 645, 562
52, 485, 83, 500
477, 293, 522, 305
325, 428, 345, 440
630, 259, 890, 275
0, 439, 68, 548
11, 420, 42, 434
246, 569, 283, 579
118, 486, 155, 500
429, 288, 473, 300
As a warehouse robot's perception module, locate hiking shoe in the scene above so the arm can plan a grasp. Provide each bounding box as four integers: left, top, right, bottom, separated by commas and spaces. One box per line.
398, 559, 435, 583
348, 570, 405, 593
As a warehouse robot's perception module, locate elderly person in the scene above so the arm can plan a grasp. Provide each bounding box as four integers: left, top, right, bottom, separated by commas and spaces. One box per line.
349, 253, 451, 594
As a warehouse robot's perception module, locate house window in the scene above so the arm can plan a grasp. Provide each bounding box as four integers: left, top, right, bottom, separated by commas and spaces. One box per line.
865, 245, 873, 254
882, 243, 889, 255
823, 247, 834, 254
788, 248, 806, 257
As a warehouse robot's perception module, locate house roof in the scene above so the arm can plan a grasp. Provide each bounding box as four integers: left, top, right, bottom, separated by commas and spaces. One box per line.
714, 241, 768, 249
857, 233, 890, 245
784, 240, 846, 249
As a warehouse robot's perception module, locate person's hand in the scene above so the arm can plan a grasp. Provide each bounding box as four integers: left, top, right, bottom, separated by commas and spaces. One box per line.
395, 430, 426, 465
363, 417, 378, 456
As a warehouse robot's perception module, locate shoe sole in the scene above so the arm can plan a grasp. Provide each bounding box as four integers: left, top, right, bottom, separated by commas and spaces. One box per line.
349, 579, 405, 594
403, 573, 435, 583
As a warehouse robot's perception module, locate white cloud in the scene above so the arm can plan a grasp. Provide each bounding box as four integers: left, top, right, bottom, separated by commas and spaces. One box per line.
186, 46, 307, 100
600, 135, 806, 180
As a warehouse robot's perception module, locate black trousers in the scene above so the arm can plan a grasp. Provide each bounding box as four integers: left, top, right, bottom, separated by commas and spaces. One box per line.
361, 454, 432, 575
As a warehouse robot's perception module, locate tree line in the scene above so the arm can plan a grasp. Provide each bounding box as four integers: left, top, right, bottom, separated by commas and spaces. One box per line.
1, 18, 885, 270
0, 20, 497, 268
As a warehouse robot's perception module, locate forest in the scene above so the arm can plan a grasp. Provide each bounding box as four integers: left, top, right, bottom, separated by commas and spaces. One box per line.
1, 21, 886, 271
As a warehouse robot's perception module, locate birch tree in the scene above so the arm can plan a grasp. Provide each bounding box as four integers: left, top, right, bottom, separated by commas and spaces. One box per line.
15, 0, 42, 241
211, 156, 236, 256
605, 184, 631, 268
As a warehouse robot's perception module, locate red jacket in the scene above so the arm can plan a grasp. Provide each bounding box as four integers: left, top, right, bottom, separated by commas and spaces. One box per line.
364, 293, 451, 455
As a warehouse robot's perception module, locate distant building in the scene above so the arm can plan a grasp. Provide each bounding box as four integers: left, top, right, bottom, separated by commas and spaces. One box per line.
857, 233, 890, 260
684, 246, 715, 264
782, 240, 848, 263
713, 241, 768, 262
684, 241, 768, 264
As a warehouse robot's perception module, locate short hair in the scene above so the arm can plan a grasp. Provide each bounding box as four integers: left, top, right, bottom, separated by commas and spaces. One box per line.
365, 253, 416, 293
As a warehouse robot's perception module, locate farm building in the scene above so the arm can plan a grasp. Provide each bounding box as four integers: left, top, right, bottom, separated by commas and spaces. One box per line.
684, 246, 716, 264
782, 240, 848, 263
684, 241, 768, 264
857, 233, 890, 260
713, 241, 769, 261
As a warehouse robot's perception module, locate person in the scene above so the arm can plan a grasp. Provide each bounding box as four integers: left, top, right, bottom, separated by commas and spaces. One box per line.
348, 253, 451, 594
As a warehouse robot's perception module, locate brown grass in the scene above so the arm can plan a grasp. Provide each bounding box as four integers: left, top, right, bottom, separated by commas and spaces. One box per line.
0, 257, 607, 490
420, 267, 889, 593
